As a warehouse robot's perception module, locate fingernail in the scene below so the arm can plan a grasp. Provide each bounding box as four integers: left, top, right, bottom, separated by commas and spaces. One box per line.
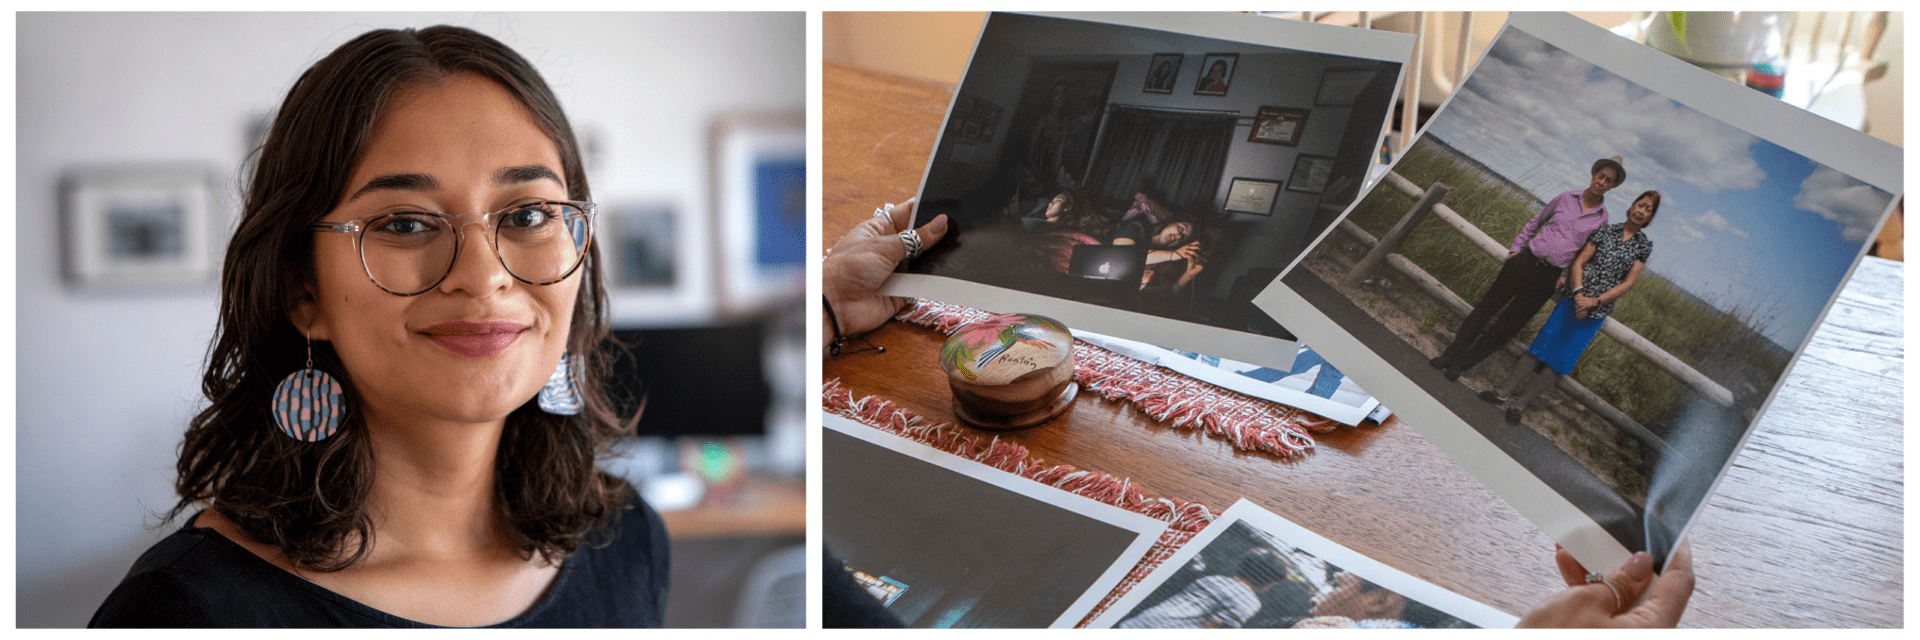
1624, 552, 1652, 578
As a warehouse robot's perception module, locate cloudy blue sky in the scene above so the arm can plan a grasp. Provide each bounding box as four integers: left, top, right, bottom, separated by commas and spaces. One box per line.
1421, 28, 1894, 349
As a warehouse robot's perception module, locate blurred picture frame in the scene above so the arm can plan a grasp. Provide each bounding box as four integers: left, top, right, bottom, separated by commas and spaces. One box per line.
712, 109, 804, 313
1248, 106, 1309, 146
1193, 52, 1238, 95
1143, 53, 1182, 93
1285, 154, 1335, 194
1224, 177, 1282, 216
603, 198, 717, 326
59, 163, 223, 291
608, 202, 682, 289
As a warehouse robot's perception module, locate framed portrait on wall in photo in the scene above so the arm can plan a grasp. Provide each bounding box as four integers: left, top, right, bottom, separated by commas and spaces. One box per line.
1144, 52, 1182, 93
1193, 52, 1238, 95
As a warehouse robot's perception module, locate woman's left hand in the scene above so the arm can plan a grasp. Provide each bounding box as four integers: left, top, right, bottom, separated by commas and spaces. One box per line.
823, 199, 949, 339
1517, 540, 1694, 628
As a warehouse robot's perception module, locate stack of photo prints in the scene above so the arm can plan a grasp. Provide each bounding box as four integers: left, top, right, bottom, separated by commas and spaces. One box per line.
834, 11, 1900, 628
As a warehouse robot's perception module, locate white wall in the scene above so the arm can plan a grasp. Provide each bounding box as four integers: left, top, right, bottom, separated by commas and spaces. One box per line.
14, 12, 802, 628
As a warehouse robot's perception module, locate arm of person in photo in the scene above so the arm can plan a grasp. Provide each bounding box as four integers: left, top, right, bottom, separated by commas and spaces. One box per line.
1569, 242, 1598, 317
822, 199, 949, 354
1175, 252, 1206, 292
1509, 197, 1561, 259
1145, 240, 1203, 266
1593, 259, 1646, 306
1517, 540, 1695, 628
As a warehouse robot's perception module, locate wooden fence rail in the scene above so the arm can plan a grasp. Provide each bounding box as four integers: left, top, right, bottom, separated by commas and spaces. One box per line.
1344, 171, 1741, 449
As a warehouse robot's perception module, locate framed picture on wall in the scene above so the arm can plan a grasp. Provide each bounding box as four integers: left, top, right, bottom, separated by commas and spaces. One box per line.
712, 109, 804, 314
1193, 53, 1237, 96
1286, 154, 1335, 194
1248, 106, 1310, 146
609, 202, 680, 289
60, 163, 223, 291
1315, 68, 1375, 106
1143, 53, 1182, 93
1224, 177, 1282, 216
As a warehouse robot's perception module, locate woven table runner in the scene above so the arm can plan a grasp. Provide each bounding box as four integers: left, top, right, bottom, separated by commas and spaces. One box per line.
895, 298, 1338, 457
824, 378, 1215, 627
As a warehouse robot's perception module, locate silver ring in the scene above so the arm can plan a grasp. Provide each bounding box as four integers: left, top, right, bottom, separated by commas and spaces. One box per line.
899, 229, 924, 259
873, 206, 891, 220
1586, 572, 1622, 613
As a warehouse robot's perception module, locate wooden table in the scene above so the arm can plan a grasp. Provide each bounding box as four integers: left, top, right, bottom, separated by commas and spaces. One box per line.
823, 62, 1903, 628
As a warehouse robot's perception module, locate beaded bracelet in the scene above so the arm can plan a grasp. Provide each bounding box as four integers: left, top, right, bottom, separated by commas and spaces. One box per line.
823, 296, 884, 356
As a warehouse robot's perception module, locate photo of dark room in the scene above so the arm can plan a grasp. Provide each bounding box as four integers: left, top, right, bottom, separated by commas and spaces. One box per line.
904, 13, 1405, 346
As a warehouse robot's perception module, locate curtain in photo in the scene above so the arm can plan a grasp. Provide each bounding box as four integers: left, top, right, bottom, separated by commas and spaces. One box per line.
1085, 106, 1236, 213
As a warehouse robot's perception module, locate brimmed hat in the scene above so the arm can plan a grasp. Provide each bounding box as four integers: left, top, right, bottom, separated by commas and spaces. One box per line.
1592, 156, 1626, 183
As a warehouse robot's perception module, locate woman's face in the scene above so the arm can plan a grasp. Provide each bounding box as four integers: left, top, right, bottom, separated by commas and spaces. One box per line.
1628, 196, 1657, 227
1045, 193, 1067, 220
1152, 222, 1193, 248
298, 73, 579, 428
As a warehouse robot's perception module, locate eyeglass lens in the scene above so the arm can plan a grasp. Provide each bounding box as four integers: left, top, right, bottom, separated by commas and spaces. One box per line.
359, 202, 590, 295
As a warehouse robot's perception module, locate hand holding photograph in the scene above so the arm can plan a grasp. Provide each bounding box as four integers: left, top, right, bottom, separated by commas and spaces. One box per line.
1256, 12, 1901, 573
886, 12, 1413, 369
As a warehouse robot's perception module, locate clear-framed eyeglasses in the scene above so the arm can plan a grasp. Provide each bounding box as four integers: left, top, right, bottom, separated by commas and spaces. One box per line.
310, 200, 595, 296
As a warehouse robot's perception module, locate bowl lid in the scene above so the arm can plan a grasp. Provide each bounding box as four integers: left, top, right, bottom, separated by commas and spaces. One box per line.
939, 313, 1073, 385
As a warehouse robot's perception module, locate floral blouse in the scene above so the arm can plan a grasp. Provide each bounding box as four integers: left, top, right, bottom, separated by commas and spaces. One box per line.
1566, 222, 1652, 321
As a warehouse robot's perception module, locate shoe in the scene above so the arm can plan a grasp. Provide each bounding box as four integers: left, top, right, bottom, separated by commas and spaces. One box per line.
1443, 366, 1463, 382
1504, 408, 1522, 424
1478, 390, 1504, 405
1429, 356, 1448, 370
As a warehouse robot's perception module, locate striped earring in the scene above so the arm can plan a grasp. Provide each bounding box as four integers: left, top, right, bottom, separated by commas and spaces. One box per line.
271, 340, 344, 442
537, 353, 583, 415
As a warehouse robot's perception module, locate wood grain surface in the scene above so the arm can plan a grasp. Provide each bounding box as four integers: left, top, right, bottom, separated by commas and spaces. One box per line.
821, 62, 1904, 628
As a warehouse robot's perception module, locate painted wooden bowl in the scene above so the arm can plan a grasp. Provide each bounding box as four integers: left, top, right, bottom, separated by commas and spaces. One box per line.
939, 313, 1078, 431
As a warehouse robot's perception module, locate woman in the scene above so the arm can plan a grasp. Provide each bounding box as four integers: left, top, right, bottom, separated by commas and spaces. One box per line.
89, 26, 665, 627
1020, 189, 1108, 237
1482, 190, 1660, 424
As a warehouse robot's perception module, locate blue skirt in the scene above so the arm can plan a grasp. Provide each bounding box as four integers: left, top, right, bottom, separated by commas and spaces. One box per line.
1529, 296, 1604, 375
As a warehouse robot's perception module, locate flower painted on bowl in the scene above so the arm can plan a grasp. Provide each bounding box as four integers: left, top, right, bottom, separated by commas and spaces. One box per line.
940, 313, 1070, 381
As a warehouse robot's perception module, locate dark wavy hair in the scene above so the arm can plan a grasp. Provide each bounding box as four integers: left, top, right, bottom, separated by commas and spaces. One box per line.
169, 25, 634, 572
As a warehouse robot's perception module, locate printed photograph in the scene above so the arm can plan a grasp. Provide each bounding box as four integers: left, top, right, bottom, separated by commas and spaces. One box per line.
1094, 500, 1513, 629
894, 12, 1410, 366
1263, 15, 1900, 564
824, 419, 1164, 628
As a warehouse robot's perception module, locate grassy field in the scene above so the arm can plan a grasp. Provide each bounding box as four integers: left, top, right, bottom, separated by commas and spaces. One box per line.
1346, 138, 1787, 430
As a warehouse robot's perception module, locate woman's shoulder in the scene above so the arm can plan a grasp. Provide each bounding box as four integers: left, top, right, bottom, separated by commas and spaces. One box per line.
522, 483, 671, 627
88, 515, 354, 627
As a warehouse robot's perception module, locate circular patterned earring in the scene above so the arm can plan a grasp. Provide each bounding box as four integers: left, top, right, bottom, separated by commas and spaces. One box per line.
271, 340, 345, 442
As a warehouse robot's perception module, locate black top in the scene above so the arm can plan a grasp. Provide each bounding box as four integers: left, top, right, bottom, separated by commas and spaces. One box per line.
88, 493, 669, 628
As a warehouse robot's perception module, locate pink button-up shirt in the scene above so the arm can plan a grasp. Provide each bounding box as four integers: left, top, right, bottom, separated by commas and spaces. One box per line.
1511, 190, 1609, 268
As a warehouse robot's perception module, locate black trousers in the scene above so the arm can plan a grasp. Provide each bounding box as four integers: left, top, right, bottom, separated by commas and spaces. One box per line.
1437, 249, 1562, 372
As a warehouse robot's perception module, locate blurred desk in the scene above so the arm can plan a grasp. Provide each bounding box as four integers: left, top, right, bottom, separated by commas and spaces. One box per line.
824, 62, 1902, 627
659, 475, 805, 540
